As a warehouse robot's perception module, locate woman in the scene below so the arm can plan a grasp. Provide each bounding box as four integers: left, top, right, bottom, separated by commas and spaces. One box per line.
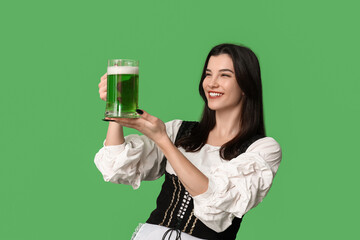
95, 43, 282, 240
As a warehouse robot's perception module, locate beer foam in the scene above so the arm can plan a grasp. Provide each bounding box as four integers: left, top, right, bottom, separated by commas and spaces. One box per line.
107, 66, 139, 75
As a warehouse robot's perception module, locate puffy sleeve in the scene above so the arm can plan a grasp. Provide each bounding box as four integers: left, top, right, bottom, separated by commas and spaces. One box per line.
192, 137, 282, 232
94, 119, 183, 189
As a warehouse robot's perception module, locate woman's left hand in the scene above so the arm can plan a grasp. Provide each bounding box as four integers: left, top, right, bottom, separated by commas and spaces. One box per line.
104, 109, 168, 144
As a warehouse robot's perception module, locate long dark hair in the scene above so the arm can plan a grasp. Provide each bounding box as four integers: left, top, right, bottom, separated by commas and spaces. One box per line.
175, 43, 266, 160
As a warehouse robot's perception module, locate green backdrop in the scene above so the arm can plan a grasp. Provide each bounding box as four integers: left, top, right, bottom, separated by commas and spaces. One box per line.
1, 0, 359, 239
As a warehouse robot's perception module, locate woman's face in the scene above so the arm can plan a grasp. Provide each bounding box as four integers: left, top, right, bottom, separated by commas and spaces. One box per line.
202, 54, 244, 112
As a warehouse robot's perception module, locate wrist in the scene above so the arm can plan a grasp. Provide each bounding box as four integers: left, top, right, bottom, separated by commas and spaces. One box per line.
156, 134, 172, 149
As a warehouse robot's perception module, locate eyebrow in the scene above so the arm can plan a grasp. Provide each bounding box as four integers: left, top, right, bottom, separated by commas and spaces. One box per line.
206, 69, 234, 73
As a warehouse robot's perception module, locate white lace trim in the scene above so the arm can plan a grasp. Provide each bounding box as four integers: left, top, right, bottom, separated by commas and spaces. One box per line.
130, 223, 144, 240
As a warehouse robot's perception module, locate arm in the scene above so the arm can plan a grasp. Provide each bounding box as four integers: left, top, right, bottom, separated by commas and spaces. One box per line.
157, 136, 209, 197
192, 137, 282, 232
98, 72, 125, 146
105, 122, 125, 146
105, 111, 209, 196
94, 120, 182, 189
96, 73, 166, 188
106, 111, 281, 232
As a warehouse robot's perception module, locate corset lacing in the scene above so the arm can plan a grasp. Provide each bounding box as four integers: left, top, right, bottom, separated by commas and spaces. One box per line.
162, 227, 182, 240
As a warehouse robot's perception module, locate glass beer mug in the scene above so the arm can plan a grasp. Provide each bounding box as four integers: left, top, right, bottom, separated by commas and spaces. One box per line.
105, 59, 139, 118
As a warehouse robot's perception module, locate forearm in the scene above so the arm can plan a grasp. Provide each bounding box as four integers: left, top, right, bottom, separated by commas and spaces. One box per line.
157, 136, 209, 197
105, 122, 125, 146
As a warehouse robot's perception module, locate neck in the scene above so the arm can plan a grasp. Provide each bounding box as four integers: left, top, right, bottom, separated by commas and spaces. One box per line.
212, 106, 242, 138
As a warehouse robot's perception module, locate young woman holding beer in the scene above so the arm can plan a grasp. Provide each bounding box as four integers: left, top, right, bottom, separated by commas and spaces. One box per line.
95, 44, 282, 240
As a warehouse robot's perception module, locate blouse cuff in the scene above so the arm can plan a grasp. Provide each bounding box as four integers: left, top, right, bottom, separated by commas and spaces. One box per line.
103, 139, 126, 155
192, 152, 275, 232
192, 176, 235, 232
193, 176, 217, 205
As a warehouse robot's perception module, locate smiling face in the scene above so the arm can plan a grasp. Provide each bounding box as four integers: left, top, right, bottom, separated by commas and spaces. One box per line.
202, 54, 244, 112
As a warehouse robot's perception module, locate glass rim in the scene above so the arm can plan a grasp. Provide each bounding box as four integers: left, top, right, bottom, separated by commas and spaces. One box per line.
108, 59, 138, 63
108, 59, 139, 67
108, 58, 138, 61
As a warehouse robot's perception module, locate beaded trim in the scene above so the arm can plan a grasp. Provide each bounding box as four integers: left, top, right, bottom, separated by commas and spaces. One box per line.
177, 190, 192, 220
166, 178, 182, 227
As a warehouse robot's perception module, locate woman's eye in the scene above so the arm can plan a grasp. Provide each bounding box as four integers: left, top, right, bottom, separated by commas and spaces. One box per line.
222, 74, 231, 77
205, 73, 211, 77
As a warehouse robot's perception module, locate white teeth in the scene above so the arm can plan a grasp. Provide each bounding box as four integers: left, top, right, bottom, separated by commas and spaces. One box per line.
209, 92, 223, 97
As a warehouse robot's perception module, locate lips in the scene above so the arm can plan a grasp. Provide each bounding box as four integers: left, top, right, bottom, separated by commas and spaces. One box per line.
208, 91, 224, 99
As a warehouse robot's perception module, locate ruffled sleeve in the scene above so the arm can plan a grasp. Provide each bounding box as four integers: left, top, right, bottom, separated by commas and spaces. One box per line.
192, 137, 282, 232
94, 119, 183, 189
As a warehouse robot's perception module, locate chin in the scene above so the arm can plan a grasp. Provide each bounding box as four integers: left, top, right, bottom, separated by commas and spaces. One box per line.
207, 101, 239, 112
207, 103, 221, 111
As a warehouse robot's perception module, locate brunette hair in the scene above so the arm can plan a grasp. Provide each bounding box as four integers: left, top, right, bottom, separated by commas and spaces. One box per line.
175, 43, 266, 160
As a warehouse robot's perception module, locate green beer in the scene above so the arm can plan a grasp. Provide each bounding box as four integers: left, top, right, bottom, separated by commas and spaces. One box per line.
105, 64, 139, 118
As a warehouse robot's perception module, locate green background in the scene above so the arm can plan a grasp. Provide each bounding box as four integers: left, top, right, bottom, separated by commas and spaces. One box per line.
1, 0, 359, 239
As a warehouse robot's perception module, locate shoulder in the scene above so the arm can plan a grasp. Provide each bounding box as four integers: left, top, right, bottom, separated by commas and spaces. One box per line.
245, 137, 282, 174
164, 120, 199, 135
164, 120, 183, 140
164, 120, 199, 143
246, 137, 281, 154
165, 119, 183, 130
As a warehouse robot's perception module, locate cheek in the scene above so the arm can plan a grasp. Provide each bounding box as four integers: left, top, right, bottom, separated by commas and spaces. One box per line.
202, 80, 207, 92
232, 87, 243, 102
227, 82, 242, 99
222, 81, 235, 92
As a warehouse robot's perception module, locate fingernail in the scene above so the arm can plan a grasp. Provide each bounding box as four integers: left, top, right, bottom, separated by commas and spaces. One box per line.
136, 109, 143, 115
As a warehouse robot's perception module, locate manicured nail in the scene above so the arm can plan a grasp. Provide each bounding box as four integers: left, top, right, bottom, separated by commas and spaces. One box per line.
136, 109, 143, 115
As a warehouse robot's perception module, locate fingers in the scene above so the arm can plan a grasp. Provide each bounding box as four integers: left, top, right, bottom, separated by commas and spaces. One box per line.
99, 73, 107, 88
105, 117, 143, 129
105, 111, 165, 142
99, 87, 107, 101
99, 73, 107, 101
136, 109, 158, 123
100, 73, 107, 81
99, 85, 107, 101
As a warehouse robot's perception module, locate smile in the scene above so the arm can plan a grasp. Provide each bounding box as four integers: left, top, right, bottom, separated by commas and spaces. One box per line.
209, 91, 224, 98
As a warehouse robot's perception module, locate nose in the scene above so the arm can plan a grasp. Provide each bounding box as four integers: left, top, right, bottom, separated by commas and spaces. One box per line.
207, 75, 220, 88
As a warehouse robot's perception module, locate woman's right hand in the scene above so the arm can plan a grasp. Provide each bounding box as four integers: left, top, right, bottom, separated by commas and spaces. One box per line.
98, 73, 107, 101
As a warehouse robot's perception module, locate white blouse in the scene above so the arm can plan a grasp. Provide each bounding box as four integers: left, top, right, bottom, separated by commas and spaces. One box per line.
94, 119, 282, 233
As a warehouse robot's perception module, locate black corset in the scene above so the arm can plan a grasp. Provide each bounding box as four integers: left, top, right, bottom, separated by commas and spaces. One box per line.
146, 172, 243, 240
146, 121, 265, 240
